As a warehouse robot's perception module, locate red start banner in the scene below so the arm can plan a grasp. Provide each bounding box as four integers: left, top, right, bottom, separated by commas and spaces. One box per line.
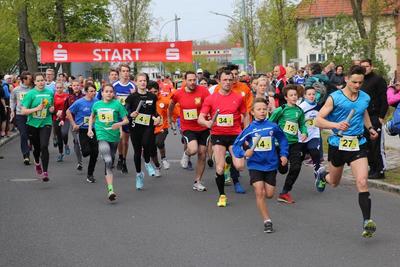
39, 41, 193, 63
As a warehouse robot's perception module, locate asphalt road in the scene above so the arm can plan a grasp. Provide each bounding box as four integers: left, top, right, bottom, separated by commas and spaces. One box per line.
1, 133, 400, 267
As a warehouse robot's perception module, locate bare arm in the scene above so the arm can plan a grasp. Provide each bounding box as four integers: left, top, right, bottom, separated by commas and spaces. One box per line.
315, 96, 349, 131
168, 100, 176, 124
198, 112, 213, 129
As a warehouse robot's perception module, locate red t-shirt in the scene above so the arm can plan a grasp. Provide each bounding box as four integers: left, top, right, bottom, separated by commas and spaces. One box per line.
200, 91, 246, 135
171, 85, 210, 132
53, 92, 69, 121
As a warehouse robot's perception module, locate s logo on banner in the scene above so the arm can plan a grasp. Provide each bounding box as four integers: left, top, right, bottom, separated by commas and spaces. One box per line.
166, 43, 180, 60
53, 44, 68, 61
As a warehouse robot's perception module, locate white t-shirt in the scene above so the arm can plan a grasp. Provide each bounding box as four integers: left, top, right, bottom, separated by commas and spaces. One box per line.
298, 100, 320, 142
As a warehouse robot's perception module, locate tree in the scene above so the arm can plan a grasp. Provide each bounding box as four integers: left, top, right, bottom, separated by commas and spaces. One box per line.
0, 1, 19, 73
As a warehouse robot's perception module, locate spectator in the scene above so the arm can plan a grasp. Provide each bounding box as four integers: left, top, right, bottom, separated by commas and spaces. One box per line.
387, 81, 400, 107
330, 65, 346, 89
271, 65, 287, 107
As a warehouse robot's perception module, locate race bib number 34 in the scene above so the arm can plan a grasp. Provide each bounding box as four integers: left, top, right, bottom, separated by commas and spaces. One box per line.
216, 114, 234, 127
339, 136, 360, 151
183, 109, 198, 120
253, 136, 272, 151
283, 121, 298, 135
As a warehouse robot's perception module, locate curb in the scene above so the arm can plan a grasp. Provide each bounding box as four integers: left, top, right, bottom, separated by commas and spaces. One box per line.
0, 131, 19, 148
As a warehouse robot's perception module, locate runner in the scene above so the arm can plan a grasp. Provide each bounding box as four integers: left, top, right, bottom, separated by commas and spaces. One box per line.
148, 80, 171, 176
21, 72, 55, 182
67, 84, 99, 183
269, 84, 308, 204
315, 65, 379, 238
96, 68, 119, 100
52, 81, 69, 162
168, 71, 210, 191
114, 64, 136, 174
10, 71, 32, 165
88, 84, 128, 201
198, 68, 249, 206
125, 73, 160, 190
233, 98, 288, 233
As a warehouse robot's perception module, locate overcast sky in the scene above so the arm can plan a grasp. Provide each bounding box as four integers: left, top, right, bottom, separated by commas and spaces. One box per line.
149, 0, 236, 42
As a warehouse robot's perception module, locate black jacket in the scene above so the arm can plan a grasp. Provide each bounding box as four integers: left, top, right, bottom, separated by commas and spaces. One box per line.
361, 72, 388, 119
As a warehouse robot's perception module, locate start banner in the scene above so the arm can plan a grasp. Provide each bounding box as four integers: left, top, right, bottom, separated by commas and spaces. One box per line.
39, 41, 193, 63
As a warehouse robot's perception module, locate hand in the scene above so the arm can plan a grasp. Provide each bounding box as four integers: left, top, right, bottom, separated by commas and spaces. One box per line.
206, 120, 214, 129
49, 106, 55, 113
280, 156, 288, 166
59, 120, 64, 126
130, 111, 138, 118
72, 124, 79, 131
336, 121, 349, 131
9, 111, 14, 122
153, 116, 161, 125
300, 134, 307, 142
369, 128, 379, 140
111, 123, 120, 130
87, 130, 94, 138
36, 103, 44, 111
378, 118, 384, 125
56, 110, 62, 118
244, 149, 254, 158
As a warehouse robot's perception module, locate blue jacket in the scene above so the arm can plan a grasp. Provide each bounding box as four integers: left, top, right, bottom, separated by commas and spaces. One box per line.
232, 119, 289, 172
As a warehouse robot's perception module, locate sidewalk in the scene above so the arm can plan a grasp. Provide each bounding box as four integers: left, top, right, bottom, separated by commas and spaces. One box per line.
0, 131, 19, 148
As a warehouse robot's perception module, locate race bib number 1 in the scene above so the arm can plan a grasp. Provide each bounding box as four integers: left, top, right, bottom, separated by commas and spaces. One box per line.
183, 109, 198, 120
216, 114, 234, 127
283, 121, 298, 135
253, 136, 272, 151
339, 136, 360, 151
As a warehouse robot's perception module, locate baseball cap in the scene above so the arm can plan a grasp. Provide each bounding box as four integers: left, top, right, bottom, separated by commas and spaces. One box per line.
196, 68, 203, 74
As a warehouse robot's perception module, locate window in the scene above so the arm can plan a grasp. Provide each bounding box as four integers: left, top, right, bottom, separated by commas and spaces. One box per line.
318, 54, 325, 62
309, 54, 317, 62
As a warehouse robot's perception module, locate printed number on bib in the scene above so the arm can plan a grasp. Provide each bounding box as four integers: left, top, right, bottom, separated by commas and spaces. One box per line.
283, 121, 298, 135
339, 136, 359, 151
83, 116, 90, 125
19, 92, 26, 101
254, 136, 272, 151
216, 114, 234, 127
33, 109, 47, 119
98, 110, 113, 123
135, 113, 151, 126
183, 109, 198, 120
118, 96, 127, 105
305, 118, 316, 127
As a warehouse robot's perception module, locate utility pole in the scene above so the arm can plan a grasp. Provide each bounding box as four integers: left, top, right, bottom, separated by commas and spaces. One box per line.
175, 14, 179, 41
241, 0, 249, 72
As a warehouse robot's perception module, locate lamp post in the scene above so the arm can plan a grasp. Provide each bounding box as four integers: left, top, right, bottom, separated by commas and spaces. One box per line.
158, 16, 181, 75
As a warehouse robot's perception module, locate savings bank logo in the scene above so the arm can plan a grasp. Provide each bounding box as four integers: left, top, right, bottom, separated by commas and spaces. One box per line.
53, 44, 68, 61
166, 43, 180, 60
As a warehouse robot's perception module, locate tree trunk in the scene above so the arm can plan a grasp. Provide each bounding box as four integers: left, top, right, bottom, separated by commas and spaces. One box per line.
55, 0, 70, 76
17, 3, 38, 73
350, 0, 370, 58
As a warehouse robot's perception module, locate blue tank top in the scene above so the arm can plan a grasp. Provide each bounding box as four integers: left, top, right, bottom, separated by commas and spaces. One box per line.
327, 89, 370, 147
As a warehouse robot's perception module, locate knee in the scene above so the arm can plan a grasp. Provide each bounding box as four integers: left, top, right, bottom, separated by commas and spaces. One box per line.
216, 166, 224, 175
356, 177, 368, 191
233, 159, 244, 171
255, 189, 266, 199
186, 147, 198, 156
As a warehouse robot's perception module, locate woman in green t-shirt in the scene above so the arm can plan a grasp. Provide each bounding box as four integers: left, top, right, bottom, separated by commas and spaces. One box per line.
21, 73, 55, 182
88, 84, 128, 201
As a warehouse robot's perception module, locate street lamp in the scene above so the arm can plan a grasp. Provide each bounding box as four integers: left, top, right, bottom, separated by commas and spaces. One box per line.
158, 16, 181, 75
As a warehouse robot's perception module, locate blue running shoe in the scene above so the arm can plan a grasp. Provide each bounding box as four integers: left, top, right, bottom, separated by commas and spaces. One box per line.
234, 182, 246, 194
145, 162, 155, 177
56, 154, 64, 162
65, 145, 70, 155
136, 172, 144, 190
315, 166, 327, 192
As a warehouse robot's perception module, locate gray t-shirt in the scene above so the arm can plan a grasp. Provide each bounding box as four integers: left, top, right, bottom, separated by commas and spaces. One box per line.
10, 84, 31, 115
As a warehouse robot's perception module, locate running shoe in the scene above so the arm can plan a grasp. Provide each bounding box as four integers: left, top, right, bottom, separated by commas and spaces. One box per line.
217, 194, 227, 207
86, 175, 96, 183
155, 167, 161, 177
77, 163, 83, 171
41, 172, 49, 182
145, 162, 156, 177
224, 177, 233, 186
207, 158, 214, 167
136, 172, 144, 190
187, 160, 194, 171
264, 221, 274, 233
161, 158, 170, 170
180, 152, 189, 169
121, 162, 128, 174
193, 182, 207, 192
116, 158, 123, 170
65, 145, 70, 155
53, 138, 58, 148
315, 166, 327, 192
234, 182, 246, 194
23, 156, 30, 166
35, 162, 43, 176
278, 193, 295, 204
56, 154, 64, 162
362, 219, 377, 238
108, 191, 116, 201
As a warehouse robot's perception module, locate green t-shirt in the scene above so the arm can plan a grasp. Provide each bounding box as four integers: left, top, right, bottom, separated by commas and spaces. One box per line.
269, 104, 307, 144
21, 88, 54, 128
92, 99, 128, 142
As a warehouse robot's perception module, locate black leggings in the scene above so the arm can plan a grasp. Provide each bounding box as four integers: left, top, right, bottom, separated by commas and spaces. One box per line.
79, 129, 99, 176
130, 126, 155, 173
53, 120, 69, 154
282, 143, 305, 194
28, 125, 52, 172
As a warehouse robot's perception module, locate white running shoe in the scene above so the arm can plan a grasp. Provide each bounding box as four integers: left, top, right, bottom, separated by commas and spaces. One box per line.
162, 158, 170, 170
144, 162, 156, 177
192, 182, 207, 192
180, 152, 189, 169
155, 167, 161, 177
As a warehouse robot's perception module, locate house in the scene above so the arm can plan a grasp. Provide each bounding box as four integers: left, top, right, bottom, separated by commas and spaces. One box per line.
192, 44, 233, 65
296, 0, 399, 78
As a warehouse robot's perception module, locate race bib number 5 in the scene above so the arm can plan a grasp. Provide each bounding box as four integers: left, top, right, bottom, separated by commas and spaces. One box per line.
339, 136, 360, 151
183, 109, 198, 120
283, 121, 298, 135
98, 110, 113, 123
253, 136, 272, 151
134, 113, 151, 126
216, 114, 234, 127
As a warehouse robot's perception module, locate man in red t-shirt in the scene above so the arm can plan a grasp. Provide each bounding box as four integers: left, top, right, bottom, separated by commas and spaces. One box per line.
168, 71, 210, 192
198, 69, 249, 207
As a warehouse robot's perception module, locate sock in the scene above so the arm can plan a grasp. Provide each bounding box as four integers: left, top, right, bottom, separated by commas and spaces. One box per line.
231, 165, 240, 184
358, 192, 371, 221
107, 184, 113, 192
215, 173, 225, 195
118, 154, 123, 160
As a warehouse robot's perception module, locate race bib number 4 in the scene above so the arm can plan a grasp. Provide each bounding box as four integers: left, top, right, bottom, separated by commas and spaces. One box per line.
283, 121, 298, 135
98, 110, 113, 123
135, 113, 151, 126
253, 136, 272, 151
339, 136, 360, 151
32, 109, 47, 119
183, 109, 198, 120
216, 114, 234, 127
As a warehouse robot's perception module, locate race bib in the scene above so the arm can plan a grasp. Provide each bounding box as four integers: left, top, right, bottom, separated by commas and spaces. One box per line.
216, 114, 234, 127
32, 109, 47, 119
118, 96, 127, 105
83, 116, 90, 125
305, 118, 316, 128
134, 113, 151, 126
98, 110, 113, 123
253, 136, 272, 152
183, 109, 198, 120
19, 92, 26, 101
283, 121, 298, 135
339, 136, 360, 151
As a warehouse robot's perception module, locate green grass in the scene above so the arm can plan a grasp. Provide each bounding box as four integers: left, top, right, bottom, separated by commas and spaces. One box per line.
321, 130, 330, 153
383, 167, 400, 185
